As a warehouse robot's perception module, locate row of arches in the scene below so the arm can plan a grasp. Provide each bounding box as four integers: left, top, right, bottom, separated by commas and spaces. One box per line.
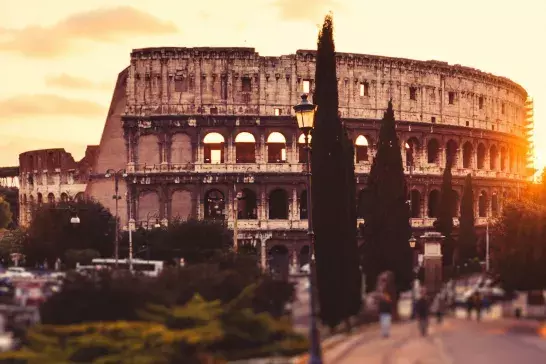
21, 192, 85, 205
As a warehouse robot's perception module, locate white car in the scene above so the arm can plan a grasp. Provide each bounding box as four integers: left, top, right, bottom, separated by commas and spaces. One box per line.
2, 267, 34, 279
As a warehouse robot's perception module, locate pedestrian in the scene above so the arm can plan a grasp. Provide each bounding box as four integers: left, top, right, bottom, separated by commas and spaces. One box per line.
474, 292, 483, 322
466, 295, 474, 319
378, 292, 393, 338
415, 289, 430, 336
434, 293, 447, 324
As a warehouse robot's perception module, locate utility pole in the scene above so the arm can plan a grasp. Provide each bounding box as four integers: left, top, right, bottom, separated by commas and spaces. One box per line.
486, 219, 490, 272
233, 185, 238, 253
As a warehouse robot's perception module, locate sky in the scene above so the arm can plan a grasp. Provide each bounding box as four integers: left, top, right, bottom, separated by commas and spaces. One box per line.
0, 0, 544, 169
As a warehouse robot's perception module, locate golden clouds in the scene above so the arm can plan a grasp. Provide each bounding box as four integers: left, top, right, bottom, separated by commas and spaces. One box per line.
271, 0, 341, 22
0, 6, 178, 57
45, 74, 111, 90
0, 94, 106, 118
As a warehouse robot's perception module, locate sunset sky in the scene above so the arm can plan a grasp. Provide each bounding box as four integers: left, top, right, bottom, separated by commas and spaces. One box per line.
0, 0, 544, 169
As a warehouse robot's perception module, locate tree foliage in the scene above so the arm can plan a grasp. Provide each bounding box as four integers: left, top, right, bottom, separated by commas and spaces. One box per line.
311, 14, 361, 328
23, 199, 115, 266
492, 196, 546, 291
0, 186, 18, 227
458, 174, 477, 263
434, 157, 455, 266
0, 196, 12, 230
362, 101, 412, 292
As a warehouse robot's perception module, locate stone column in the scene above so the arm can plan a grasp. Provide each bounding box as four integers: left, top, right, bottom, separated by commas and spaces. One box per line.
420, 232, 444, 297
260, 239, 267, 271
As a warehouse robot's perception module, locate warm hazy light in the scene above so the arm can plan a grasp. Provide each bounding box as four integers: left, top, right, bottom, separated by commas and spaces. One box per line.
0, 0, 543, 169
267, 132, 287, 144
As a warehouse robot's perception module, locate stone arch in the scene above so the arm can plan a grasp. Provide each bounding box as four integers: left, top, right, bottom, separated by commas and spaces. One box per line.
171, 189, 193, 222
237, 188, 258, 219
355, 135, 369, 162
203, 132, 225, 164
138, 134, 160, 166
138, 190, 161, 223
298, 133, 312, 163
171, 133, 193, 166
269, 189, 289, 219
427, 138, 440, 164
299, 190, 308, 219
478, 190, 488, 217
427, 189, 440, 218
299, 245, 310, 268
477, 143, 486, 169
410, 189, 421, 218
235, 132, 256, 163
266, 132, 287, 163
74, 192, 84, 202
47, 193, 55, 204
462, 142, 473, 168
204, 189, 225, 220
268, 244, 289, 278
406, 137, 420, 167
446, 139, 458, 167
37, 193, 43, 205
489, 145, 498, 170
60, 193, 68, 203
491, 192, 499, 217
500, 146, 507, 171
509, 149, 515, 172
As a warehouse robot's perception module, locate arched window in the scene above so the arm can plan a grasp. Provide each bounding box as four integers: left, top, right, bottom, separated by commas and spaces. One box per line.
204, 189, 225, 219
74, 192, 84, 202
479, 191, 488, 217
492, 193, 499, 216
463, 142, 473, 168
267, 132, 287, 163
446, 140, 458, 167
300, 190, 308, 219
47, 193, 55, 204
489, 145, 498, 170
237, 188, 257, 219
298, 134, 311, 163
500, 147, 507, 171
428, 190, 440, 218
427, 139, 440, 164
451, 190, 460, 217
37, 193, 43, 205
410, 190, 421, 218
60, 193, 68, 203
203, 132, 225, 164
269, 189, 288, 219
355, 135, 369, 162
235, 132, 256, 163
406, 138, 419, 167
477, 143, 486, 169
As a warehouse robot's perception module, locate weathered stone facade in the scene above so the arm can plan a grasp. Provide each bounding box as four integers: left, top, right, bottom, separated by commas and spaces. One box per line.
18, 146, 98, 226
84, 46, 531, 275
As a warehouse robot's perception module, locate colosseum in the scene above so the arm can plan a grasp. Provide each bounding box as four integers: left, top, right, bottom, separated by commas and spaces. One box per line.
16, 46, 532, 274
18, 147, 98, 226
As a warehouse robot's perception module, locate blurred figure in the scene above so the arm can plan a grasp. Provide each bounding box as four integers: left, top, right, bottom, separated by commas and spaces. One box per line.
378, 292, 393, 338
415, 289, 430, 336
474, 292, 483, 321
466, 295, 474, 319
434, 292, 447, 324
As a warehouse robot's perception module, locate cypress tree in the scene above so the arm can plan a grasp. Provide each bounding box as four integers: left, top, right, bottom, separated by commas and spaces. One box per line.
312, 14, 360, 328
458, 174, 477, 263
434, 156, 455, 267
362, 101, 413, 292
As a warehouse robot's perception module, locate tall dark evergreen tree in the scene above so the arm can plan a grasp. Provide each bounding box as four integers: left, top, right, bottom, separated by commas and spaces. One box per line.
434, 156, 455, 267
458, 174, 477, 262
362, 101, 413, 292
312, 14, 361, 328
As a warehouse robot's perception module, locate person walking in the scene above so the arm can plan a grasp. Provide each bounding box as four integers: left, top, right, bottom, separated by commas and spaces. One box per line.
474, 292, 483, 322
415, 289, 430, 336
434, 293, 447, 324
378, 292, 393, 338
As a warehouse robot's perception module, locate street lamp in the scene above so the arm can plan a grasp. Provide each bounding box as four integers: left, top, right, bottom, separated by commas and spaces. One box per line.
105, 168, 128, 268
293, 93, 322, 364
408, 235, 417, 249
409, 235, 418, 319
70, 216, 81, 224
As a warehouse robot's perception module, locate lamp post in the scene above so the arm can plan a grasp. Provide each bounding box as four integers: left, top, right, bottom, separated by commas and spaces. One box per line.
105, 168, 127, 268
294, 93, 322, 364
409, 235, 418, 318
233, 188, 245, 253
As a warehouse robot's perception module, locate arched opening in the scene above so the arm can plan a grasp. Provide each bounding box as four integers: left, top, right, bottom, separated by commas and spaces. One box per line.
235, 132, 256, 163
171, 190, 193, 221
492, 192, 499, 217
489, 145, 498, 170
299, 245, 310, 268
204, 189, 225, 220
203, 132, 225, 164
355, 135, 369, 162
171, 133, 193, 165
427, 190, 440, 218
479, 191, 488, 217
509, 149, 515, 172
298, 134, 312, 163
138, 134, 160, 166
267, 132, 287, 163
37, 193, 43, 205
477, 143, 486, 169
451, 190, 460, 217
269, 189, 289, 219
406, 138, 420, 167
268, 245, 289, 278
446, 140, 458, 167
500, 147, 507, 171
60, 193, 68, 203
300, 190, 308, 219
23, 194, 27, 204
463, 142, 473, 168
237, 188, 257, 219
47, 193, 55, 204
410, 189, 421, 218
427, 139, 440, 164
74, 192, 84, 202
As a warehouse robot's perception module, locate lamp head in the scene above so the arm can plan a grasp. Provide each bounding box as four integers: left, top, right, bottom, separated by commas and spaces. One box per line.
409, 236, 417, 248
293, 94, 316, 132
70, 216, 81, 224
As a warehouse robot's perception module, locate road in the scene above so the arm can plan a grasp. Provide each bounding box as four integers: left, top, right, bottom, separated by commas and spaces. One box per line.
318, 317, 546, 364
